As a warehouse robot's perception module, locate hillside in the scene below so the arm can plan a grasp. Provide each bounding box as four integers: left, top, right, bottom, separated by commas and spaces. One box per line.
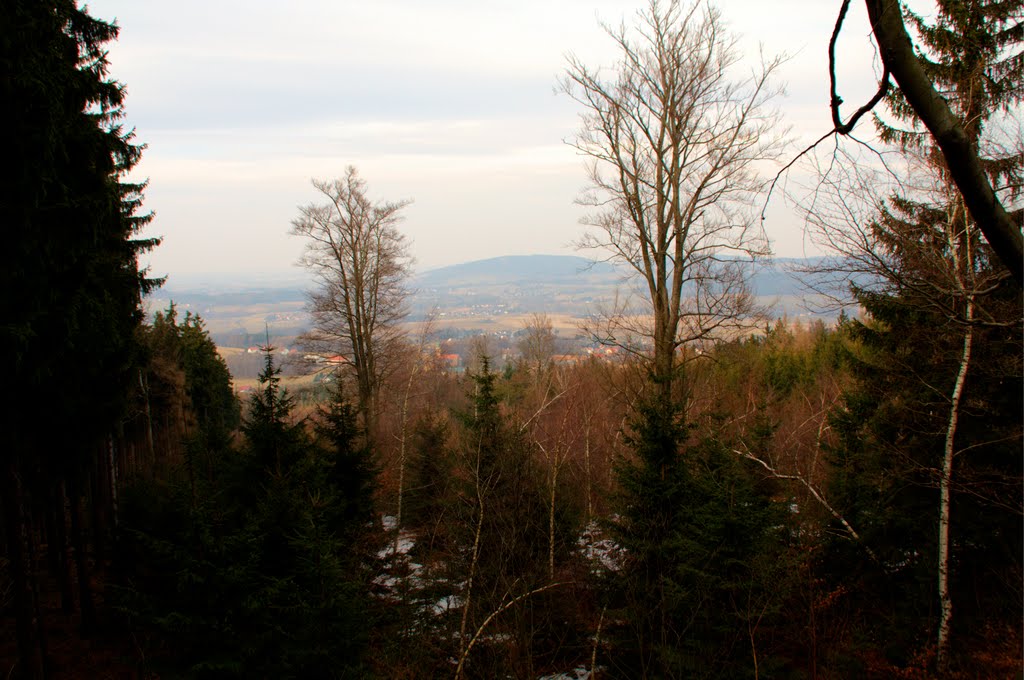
415, 254, 620, 286
146, 254, 830, 345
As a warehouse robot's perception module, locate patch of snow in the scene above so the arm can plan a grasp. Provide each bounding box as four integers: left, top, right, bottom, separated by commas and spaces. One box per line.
538, 667, 593, 680
577, 521, 623, 572
431, 594, 462, 616
377, 530, 416, 560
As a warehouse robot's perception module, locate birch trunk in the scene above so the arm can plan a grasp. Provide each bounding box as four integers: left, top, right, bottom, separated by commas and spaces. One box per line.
937, 296, 973, 672
548, 460, 558, 580
459, 466, 486, 654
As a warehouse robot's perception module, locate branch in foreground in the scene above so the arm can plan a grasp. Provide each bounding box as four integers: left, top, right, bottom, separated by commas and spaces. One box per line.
454, 581, 570, 680
733, 447, 883, 567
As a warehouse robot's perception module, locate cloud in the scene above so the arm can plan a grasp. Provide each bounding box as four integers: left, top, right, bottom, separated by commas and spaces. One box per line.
93, 0, 868, 277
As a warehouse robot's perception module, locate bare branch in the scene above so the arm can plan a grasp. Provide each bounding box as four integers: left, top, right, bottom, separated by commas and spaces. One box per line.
291, 166, 413, 439
454, 581, 570, 680
561, 0, 787, 402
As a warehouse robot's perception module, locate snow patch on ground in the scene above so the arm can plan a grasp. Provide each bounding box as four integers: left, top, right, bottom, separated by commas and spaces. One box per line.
577, 520, 623, 572
538, 667, 594, 680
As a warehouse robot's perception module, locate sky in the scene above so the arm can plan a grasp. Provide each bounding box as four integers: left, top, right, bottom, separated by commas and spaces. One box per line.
86, 0, 891, 279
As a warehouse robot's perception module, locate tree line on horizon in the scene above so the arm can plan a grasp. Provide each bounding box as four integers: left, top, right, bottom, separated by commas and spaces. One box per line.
3, 0, 1020, 678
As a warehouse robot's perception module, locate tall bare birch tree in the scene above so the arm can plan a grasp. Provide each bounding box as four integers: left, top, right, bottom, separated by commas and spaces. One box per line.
560, 0, 787, 401
292, 166, 413, 439
802, 3, 1022, 668
803, 153, 1022, 671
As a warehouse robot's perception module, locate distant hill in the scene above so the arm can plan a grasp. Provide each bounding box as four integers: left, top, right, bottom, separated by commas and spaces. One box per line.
144, 254, 835, 343
411, 254, 821, 316
415, 254, 818, 292
416, 255, 621, 287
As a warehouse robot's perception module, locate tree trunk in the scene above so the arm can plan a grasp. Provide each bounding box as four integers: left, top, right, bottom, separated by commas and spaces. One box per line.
44, 489, 59, 578
548, 460, 558, 581
583, 421, 594, 522
393, 353, 420, 551
139, 369, 156, 477
107, 434, 119, 532
459, 481, 486, 655
864, 0, 1023, 284
68, 479, 96, 636
56, 480, 74, 614
937, 297, 973, 672
653, 320, 676, 402
2, 457, 48, 680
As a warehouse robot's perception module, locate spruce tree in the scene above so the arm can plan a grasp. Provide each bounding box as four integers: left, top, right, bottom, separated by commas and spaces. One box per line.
819, 1, 1023, 671
405, 414, 455, 552
451, 358, 564, 677
120, 351, 377, 678
4, 0, 160, 448
313, 381, 379, 551
3, 2, 159, 674
179, 312, 241, 449
824, 286, 1022, 672
603, 396, 792, 679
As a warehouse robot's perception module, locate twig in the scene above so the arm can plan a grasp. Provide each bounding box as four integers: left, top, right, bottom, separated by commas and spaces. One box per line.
453, 581, 570, 679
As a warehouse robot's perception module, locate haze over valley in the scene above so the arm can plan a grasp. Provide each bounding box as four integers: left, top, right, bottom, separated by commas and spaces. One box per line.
147, 253, 834, 378
149, 255, 831, 334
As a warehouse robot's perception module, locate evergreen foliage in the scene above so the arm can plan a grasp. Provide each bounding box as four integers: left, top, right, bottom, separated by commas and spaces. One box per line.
405, 414, 455, 551
603, 396, 793, 679
457, 359, 552, 592
4, 0, 160, 454
179, 313, 240, 446
2, 2, 160, 674
4, 2, 1020, 676
817, 1, 1024, 671
138, 305, 240, 470
313, 380, 380, 548
451, 359, 575, 677
823, 286, 1023, 668
878, 0, 1021, 165
118, 350, 379, 678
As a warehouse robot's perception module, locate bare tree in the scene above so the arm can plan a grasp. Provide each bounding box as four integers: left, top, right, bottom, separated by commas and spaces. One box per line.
391, 311, 436, 547
292, 166, 413, 438
517, 313, 557, 379
560, 0, 787, 401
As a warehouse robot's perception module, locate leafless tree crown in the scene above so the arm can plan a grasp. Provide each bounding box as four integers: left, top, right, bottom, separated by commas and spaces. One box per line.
291, 165, 413, 432
560, 0, 787, 392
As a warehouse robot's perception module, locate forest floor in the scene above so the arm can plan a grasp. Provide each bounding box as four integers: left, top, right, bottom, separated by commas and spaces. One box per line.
1, 558, 148, 679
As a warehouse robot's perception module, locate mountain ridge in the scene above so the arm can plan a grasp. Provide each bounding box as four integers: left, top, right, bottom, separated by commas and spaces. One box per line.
147, 254, 833, 340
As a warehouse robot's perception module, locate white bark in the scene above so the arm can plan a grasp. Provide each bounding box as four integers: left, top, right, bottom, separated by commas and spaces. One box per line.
392, 315, 434, 553
458, 455, 486, 653
937, 295, 973, 672
735, 447, 883, 566
453, 582, 567, 680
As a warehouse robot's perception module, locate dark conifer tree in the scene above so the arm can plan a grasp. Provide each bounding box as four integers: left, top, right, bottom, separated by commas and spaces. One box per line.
314, 382, 378, 538
242, 347, 305, 477
405, 414, 455, 553
2, 2, 158, 675
236, 352, 376, 678
451, 358, 566, 677
120, 350, 378, 678
818, 2, 1023, 672
179, 312, 240, 449
602, 396, 792, 679
823, 287, 1022, 672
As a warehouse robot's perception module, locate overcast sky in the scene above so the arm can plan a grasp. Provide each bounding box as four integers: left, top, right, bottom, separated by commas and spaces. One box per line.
86, 0, 890, 279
